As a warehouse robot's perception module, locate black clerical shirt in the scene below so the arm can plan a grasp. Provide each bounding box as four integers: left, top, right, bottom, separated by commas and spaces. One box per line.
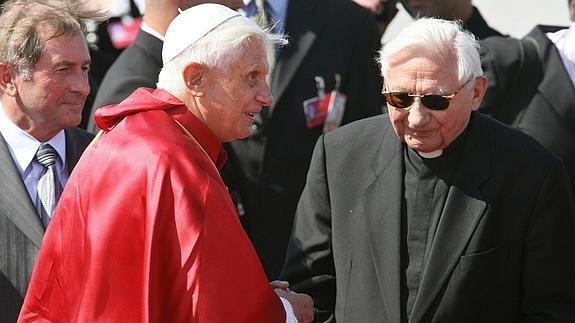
401, 129, 469, 321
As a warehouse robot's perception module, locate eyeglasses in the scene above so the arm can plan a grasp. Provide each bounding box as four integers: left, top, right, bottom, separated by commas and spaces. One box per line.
382, 78, 473, 111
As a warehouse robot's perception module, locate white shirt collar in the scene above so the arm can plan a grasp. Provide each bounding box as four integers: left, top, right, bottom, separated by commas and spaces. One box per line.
140, 21, 165, 41
0, 102, 67, 175
417, 150, 443, 159
547, 23, 575, 88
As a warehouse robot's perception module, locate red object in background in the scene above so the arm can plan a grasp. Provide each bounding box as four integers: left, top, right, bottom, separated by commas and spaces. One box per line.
107, 16, 142, 49
303, 93, 332, 128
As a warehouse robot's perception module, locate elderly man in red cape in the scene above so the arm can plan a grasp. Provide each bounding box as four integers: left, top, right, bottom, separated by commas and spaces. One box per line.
19, 4, 312, 323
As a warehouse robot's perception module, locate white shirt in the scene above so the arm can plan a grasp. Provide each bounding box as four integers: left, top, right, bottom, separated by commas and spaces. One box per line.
547, 23, 575, 89
0, 102, 68, 208
280, 297, 298, 323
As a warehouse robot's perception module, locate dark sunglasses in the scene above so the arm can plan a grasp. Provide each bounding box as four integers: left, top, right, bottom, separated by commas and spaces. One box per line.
382, 78, 473, 111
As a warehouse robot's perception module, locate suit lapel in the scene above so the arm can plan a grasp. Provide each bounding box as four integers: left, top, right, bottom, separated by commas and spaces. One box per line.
65, 127, 87, 171
410, 113, 491, 322
0, 133, 44, 247
269, 0, 322, 117
360, 124, 404, 323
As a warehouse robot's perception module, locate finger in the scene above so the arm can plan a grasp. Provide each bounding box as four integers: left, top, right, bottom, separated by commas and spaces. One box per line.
270, 280, 290, 289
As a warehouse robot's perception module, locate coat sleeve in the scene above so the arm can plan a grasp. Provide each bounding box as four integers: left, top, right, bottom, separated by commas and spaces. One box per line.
280, 136, 336, 322
522, 159, 575, 321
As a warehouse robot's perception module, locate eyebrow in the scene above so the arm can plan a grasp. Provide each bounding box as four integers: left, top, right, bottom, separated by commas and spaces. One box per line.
53, 59, 91, 68
385, 85, 451, 95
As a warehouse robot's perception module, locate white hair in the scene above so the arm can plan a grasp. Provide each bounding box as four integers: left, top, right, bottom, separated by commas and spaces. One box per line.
157, 16, 287, 98
379, 17, 483, 84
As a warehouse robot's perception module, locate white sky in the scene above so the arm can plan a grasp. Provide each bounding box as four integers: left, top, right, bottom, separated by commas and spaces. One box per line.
383, 0, 572, 41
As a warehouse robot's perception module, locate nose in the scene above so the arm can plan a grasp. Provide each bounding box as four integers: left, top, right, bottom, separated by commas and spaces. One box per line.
70, 70, 90, 96
257, 82, 273, 107
406, 98, 430, 127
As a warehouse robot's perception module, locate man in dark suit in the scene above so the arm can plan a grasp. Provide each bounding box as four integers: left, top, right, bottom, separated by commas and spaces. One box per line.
479, 0, 575, 190
399, 0, 502, 39
233, 0, 384, 279
281, 17, 575, 322
0, 1, 101, 321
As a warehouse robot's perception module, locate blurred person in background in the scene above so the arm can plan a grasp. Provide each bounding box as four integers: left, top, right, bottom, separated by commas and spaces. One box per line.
82, 0, 144, 128
399, 0, 503, 39
480, 0, 575, 190
352, 0, 399, 37
234, 0, 384, 280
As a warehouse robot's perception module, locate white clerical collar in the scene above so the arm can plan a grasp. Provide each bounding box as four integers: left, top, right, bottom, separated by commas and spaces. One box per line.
417, 150, 443, 159
0, 102, 67, 175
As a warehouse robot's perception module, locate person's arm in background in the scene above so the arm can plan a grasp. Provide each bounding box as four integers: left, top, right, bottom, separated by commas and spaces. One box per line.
353, 0, 398, 37
280, 136, 337, 322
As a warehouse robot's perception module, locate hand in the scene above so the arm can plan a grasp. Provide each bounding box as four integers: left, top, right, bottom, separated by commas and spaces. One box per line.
275, 288, 314, 323
270, 280, 290, 291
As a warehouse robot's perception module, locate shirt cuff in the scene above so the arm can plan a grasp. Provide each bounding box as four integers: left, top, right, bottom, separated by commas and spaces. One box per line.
280, 297, 298, 323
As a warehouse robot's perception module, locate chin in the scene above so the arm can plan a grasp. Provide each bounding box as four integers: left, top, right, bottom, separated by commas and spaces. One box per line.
63, 116, 82, 128
235, 130, 252, 140
221, 129, 251, 142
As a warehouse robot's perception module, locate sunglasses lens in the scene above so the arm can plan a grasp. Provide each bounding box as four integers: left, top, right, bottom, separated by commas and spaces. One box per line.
421, 95, 450, 110
384, 92, 413, 108
383, 92, 452, 110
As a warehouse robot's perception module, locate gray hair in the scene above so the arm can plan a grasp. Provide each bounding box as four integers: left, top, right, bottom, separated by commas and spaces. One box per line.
379, 17, 483, 84
0, 0, 107, 80
157, 16, 287, 98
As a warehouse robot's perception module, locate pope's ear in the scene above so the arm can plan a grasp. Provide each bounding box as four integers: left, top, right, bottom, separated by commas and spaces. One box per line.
183, 63, 205, 97
0, 63, 17, 96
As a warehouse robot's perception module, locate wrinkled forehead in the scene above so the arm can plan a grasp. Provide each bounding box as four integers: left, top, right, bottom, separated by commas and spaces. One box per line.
386, 50, 458, 83
36, 21, 81, 42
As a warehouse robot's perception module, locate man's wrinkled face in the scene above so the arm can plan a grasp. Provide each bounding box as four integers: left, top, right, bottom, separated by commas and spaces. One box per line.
12, 31, 90, 134
198, 38, 272, 142
384, 50, 483, 153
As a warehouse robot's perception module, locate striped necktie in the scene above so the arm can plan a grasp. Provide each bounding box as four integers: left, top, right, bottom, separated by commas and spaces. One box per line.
35, 143, 63, 227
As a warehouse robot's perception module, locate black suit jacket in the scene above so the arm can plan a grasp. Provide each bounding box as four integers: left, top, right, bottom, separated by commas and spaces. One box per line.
281, 112, 575, 322
480, 25, 575, 190
230, 0, 384, 279
87, 28, 163, 134
0, 127, 93, 322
